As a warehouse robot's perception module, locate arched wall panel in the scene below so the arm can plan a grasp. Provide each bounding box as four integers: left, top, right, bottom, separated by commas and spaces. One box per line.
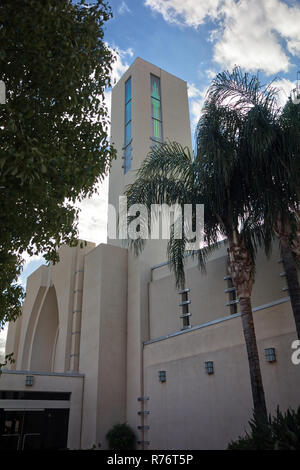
30, 286, 59, 372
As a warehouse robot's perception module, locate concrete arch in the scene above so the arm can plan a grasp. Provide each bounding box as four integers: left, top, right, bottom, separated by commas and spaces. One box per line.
30, 286, 59, 372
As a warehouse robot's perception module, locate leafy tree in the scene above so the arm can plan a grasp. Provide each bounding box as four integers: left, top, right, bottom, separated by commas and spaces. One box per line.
0, 1, 116, 332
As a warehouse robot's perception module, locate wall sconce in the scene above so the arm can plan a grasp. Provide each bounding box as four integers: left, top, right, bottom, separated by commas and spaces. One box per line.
205, 361, 214, 375
158, 371, 166, 383
265, 348, 276, 363
25, 375, 34, 386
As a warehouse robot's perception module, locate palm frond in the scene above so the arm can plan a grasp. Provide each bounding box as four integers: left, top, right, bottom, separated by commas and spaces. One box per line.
207, 66, 279, 113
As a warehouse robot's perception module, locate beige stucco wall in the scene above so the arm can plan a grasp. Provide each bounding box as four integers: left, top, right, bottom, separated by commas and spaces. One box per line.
79, 243, 128, 449
149, 242, 288, 340
143, 300, 300, 449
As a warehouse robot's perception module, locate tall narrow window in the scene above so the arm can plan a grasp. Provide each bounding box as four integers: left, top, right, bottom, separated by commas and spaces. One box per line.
150, 74, 163, 142
123, 77, 132, 174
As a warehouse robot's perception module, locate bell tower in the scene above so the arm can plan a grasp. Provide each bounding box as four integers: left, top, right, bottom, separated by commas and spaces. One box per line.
108, 57, 192, 264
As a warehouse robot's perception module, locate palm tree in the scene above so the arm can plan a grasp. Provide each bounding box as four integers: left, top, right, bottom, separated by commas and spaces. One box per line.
208, 68, 300, 338
125, 98, 268, 420
278, 99, 300, 338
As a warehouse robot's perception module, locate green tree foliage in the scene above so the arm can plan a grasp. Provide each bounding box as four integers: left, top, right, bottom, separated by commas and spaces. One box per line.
0, 0, 116, 331
228, 406, 300, 450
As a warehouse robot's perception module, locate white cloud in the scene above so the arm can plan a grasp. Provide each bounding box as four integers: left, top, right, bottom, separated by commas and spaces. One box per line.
187, 82, 202, 99
118, 1, 131, 15
187, 83, 209, 130
20, 251, 44, 264
213, 0, 291, 75
206, 69, 217, 80
273, 77, 295, 107
145, 0, 220, 27
265, 0, 300, 55
145, 0, 300, 75
109, 45, 134, 86
77, 176, 109, 245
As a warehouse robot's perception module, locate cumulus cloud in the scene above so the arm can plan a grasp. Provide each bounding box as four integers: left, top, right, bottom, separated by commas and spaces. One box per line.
273, 77, 296, 107
77, 177, 109, 244
206, 69, 218, 80
266, 0, 300, 55
213, 0, 291, 75
145, 0, 300, 75
110, 46, 134, 86
118, 1, 131, 15
187, 82, 209, 131
145, 0, 220, 27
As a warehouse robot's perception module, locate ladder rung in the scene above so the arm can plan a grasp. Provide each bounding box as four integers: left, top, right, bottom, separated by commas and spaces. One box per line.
178, 288, 190, 294
226, 299, 239, 306
137, 396, 149, 402
179, 300, 191, 306
180, 313, 191, 318
224, 287, 236, 293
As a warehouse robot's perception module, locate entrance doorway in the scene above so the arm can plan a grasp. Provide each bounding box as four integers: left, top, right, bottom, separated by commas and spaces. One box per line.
0, 408, 69, 450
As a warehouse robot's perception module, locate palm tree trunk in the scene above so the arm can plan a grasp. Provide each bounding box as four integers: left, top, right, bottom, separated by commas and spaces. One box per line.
281, 243, 300, 339
239, 297, 268, 420
227, 236, 267, 421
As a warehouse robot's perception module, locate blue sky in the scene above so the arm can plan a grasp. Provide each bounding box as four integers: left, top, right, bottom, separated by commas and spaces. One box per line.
2, 0, 300, 352
105, 0, 300, 133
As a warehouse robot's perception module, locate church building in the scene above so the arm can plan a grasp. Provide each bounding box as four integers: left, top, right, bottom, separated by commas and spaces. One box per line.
1, 58, 299, 450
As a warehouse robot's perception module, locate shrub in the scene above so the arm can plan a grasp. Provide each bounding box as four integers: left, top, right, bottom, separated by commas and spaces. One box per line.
228, 406, 300, 450
106, 423, 136, 450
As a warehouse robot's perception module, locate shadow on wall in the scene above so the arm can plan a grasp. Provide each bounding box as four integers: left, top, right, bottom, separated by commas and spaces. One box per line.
30, 286, 59, 372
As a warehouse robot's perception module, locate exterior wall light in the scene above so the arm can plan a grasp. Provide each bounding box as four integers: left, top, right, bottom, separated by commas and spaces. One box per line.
265, 348, 276, 363
205, 361, 214, 375
25, 375, 34, 386
158, 371, 166, 383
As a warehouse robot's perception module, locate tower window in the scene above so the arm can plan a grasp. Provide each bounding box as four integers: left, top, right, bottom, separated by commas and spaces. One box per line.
123, 77, 132, 174
150, 74, 163, 143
